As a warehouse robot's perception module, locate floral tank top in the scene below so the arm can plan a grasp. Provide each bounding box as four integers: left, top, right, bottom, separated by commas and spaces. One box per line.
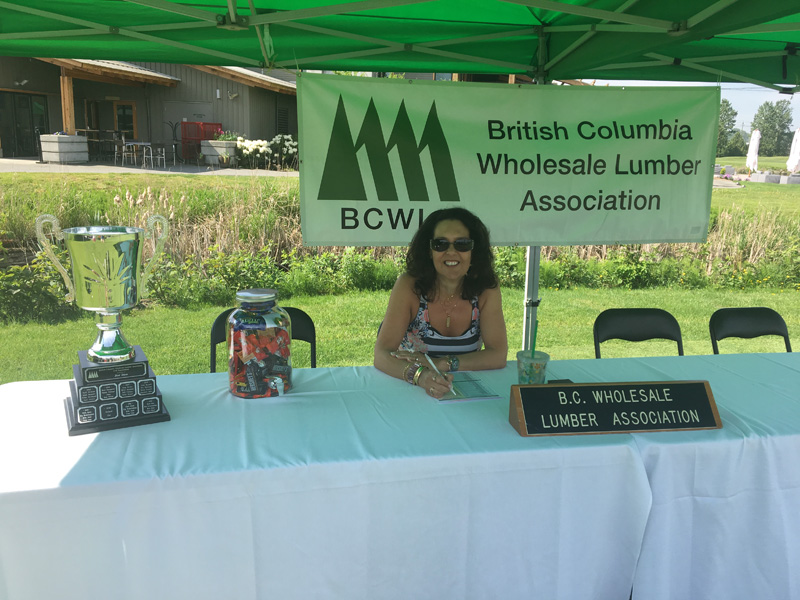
399, 295, 482, 357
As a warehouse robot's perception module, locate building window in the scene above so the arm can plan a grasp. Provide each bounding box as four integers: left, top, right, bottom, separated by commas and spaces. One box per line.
0, 92, 49, 157
113, 101, 137, 139
277, 107, 289, 135
85, 100, 100, 130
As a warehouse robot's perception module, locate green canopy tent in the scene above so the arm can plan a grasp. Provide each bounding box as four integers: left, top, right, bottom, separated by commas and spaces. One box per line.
1, 0, 799, 87
2, 0, 799, 350
585, 15, 800, 93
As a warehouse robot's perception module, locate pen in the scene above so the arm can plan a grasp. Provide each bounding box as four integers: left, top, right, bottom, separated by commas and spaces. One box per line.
424, 354, 453, 391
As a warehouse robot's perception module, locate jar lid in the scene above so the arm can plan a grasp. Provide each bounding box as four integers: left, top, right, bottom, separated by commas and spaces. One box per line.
236, 288, 277, 303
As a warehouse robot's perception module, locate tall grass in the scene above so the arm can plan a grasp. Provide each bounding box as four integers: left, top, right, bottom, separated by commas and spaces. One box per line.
539, 203, 799, 266
2, 174, 304, 263
3, 173, 800, 273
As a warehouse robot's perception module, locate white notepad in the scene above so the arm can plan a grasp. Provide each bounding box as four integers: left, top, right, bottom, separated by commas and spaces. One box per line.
438, 372, 502, 403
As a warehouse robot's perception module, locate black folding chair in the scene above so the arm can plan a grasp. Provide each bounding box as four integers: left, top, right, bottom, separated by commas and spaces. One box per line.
593, 308, 684, 358
709, 307, 792, 354
210, 306, 317, 372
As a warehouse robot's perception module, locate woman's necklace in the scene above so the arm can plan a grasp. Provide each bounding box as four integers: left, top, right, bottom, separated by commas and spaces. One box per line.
440, 291, 459, 328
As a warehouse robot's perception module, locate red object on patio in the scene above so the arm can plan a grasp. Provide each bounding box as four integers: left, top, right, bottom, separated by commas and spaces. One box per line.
181, 121, 222, 160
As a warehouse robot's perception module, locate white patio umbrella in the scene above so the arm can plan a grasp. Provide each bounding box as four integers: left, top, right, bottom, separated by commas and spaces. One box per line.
787, 128, 800, 174
746, 129, 761, 173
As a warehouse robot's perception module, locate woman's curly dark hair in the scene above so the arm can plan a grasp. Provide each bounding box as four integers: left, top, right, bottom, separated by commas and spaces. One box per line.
406, 207, 498, 300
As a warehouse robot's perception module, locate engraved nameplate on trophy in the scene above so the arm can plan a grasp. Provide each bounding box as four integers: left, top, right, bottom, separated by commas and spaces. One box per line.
77, 346, 150, 383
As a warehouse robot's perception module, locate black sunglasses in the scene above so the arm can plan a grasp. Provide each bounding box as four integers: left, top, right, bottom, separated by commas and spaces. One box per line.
430, 238, 474, 252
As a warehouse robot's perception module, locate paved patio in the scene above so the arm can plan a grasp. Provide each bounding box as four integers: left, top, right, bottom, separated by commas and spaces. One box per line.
0, 157, 298, 177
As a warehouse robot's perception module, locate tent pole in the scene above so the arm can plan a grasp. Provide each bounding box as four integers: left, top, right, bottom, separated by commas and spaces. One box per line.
522, 245, 541, 351
520, 28, 547, 351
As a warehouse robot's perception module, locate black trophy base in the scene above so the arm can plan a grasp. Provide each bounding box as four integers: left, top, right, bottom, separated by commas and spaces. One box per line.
64, 348, 170, 436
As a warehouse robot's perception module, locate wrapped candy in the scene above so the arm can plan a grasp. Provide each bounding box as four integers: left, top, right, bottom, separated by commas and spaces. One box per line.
228, 289, 292, 398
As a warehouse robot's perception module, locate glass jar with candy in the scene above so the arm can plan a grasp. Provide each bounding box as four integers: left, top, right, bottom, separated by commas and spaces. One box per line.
228, 288, 292, 398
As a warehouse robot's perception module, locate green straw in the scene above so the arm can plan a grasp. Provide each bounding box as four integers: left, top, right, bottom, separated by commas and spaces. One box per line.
531, 319, 538, 358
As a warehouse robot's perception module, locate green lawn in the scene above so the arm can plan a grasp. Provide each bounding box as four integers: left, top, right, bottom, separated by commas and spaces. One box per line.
717, 155, 791, 174
712, 156, 800, 215
712, 181, 800, 215
2, 287, 797, 384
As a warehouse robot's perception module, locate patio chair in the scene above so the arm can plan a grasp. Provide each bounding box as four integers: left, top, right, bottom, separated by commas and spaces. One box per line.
709, 307, 792, 354
593, 308, 684, 358
113, 140, 126, 165
210, 306, 317, 372
152, 144, 167, 168
122, 142, 137, 166
141, 144, 154, 169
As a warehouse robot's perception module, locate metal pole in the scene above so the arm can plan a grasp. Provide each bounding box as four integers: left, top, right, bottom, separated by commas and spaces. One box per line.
522, 245, 541, 351
35, 127, 44, 163
520, 28, 548, 350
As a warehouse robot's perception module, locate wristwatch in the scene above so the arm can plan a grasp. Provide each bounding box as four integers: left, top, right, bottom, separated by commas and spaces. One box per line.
446, 355, 459, 372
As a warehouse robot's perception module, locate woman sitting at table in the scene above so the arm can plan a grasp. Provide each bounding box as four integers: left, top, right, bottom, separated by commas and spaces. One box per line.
374, 207, 508, 398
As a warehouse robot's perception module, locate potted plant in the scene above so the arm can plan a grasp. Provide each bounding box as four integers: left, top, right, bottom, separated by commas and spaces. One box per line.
202, 128, 240, 166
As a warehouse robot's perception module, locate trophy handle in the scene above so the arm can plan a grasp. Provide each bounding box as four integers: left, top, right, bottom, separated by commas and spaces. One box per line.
35, 214, 75, 303
141, 214, 169, 296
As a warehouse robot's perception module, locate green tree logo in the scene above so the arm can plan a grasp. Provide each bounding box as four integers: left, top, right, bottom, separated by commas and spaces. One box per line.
318, 95, 460, 203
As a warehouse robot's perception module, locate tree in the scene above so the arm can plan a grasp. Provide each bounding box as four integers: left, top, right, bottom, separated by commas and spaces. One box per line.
717, 99, 737, 156
751, 100, 794, 156
726, 130, 747, 156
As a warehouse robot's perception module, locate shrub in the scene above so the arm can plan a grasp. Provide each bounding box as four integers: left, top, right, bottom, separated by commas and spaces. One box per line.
280, 251, 340, 296
606, 247, 656, 289
147, 254, 232, 307
494, 246, 525, 288
267, 134, 299, 170
337, 248, 402, 291
235, 134, 299, 170
0, 251, 83, 323
147, 246, 285, 308
203, 246, 283, 292
237, 138, 271, 169
539, 249, 609, 289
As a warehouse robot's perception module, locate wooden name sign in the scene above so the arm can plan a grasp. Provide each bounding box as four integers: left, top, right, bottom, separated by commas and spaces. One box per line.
509, 380, 722, 437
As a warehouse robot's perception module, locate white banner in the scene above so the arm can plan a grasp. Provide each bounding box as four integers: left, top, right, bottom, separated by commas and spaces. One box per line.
298, 74, 719, 246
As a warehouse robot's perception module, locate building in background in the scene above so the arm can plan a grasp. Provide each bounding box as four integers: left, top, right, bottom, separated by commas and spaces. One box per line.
0, 57, 296, 159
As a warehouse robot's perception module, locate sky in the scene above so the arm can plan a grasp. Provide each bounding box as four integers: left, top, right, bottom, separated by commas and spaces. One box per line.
718, 84, 800, 132
594, 80, 800, 134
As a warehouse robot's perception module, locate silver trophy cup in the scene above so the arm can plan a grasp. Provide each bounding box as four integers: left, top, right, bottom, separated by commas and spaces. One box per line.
36, 214, 168, 363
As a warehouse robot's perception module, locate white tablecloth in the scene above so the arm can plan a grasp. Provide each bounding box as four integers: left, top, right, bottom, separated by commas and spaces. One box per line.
0, 364, 651, 600
547, 354, 800, 600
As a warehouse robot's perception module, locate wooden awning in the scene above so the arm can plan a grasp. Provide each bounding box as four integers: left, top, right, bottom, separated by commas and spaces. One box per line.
35, 59, 179, 135
36, 58, 180, 88
190, 65, 296, 96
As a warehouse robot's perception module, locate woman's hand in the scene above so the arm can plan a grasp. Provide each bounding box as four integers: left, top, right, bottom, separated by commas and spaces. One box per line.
391, 351, 453, 398
417, 367, 454, 399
